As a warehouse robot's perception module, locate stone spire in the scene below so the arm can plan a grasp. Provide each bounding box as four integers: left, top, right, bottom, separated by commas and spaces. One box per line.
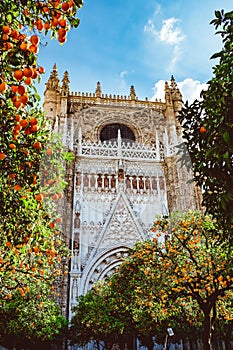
130, 85, 136, 100
61, 70, 70, 96
95, 81, 102, 97
45, 63, 60, 91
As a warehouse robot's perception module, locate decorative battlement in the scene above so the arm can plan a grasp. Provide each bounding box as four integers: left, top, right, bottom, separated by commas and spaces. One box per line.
68, 83, 164, 109
44, 65, 182, 115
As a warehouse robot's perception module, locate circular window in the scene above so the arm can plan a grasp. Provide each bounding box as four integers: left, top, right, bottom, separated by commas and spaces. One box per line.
100, 123, 135, 143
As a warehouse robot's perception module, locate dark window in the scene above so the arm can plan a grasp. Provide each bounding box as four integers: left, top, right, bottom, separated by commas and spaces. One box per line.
100, 123, 135, 143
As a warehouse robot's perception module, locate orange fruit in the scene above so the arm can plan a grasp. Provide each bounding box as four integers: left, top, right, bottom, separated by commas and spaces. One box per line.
31, 69, 38, 79
20, 41, 29, 51
29, 44, 39, 54
23, 67, 33, 78
200, 126, 206, 133
35, 193, 43, 201
58, 35, 66, 43
14, 69, 24, 81
11, 30, 19, 40
31, 124, 38, 132
14, 184, 21, 191
15, 115, 21, 122
33, 141, 41, 149
43, 22, 50, 30
0, 81, 7, 92
2, 25, 11, 34
58, 27, 66, 37
29, 117, 38, 125
11, 85, 18, 93
46, 148, 53, 156
59, 19, 67, 27
38, 66, 45, 74
9, 143, 16, 149
20, 94, 29, 105
0, 152, 6, 160
20, 119, 28, 128
14, 100, 21, 108
30, 35, 39, 45
24, 77, 32, 85
51, 18, 59, 27
61, 2, 70, 11
18, 85, 26, 95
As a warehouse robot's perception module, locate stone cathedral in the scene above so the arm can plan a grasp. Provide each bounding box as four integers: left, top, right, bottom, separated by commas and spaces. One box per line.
43, 64, 201, 320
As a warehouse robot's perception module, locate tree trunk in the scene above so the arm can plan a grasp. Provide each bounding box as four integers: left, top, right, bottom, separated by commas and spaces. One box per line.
202, 313, 213, 350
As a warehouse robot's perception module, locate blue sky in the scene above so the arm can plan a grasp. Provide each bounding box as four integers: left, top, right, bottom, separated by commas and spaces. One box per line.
37, 0, 232, 103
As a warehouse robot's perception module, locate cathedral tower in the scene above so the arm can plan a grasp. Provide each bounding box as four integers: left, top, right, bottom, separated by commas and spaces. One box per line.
43, 66, 201, 319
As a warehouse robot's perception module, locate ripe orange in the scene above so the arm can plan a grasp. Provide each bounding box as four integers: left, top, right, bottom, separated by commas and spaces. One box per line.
200, 126, 206, 133
33, 141, 41, 149
35, 20, 43, 31
43, 22, 50, 30
29, 117, 38, 125
59, 19, 67, 27
58, 36, 66, 43
0, 152, 6, 160
38, 66, 45, 74
24, 77, 32, 85
14, 100, 21, 108
9, 143, 16, 149
61, 2, 70, 11
51, 18, 59, 27
35, 193, 44, 201
29, 44, 39, 54
11, 85, 18, 93
23, 67, 33, 78
18, 85, 26, 95
30, 34, 39, 45
14, 69, 24, 81
31, 124, 38, 132
2, 33, 9, 41
0, 81, 7, 92
11, 30, 19, 40
2, 25, 11, 34
20, 41, 29, 51
20, 119, 29, 128
14, 115, 21, 121
20, 94, 29, 105
14, 184, 21, 191
31, 69, 38, 79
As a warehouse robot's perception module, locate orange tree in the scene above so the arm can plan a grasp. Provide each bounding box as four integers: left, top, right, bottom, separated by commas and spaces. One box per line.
69, 281, 132, 349
70, 211, 233, 350
177, 10, 233, 238
0, 283, 67, 350
0, 0, 83, 337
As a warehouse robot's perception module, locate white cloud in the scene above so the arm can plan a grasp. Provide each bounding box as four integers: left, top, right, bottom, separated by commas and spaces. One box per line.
177, 78, 208, 103
120, 70, 129, 79
144, 16, 185, 71
159, 18, 185, 45
151, 78, 208, 103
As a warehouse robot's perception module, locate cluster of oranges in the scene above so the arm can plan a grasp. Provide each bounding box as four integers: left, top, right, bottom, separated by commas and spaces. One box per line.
33, 0, 75, 43
11, 116, 39, 141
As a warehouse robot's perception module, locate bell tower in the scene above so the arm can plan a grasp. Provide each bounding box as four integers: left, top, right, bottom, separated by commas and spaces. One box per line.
43, 68, 201, 319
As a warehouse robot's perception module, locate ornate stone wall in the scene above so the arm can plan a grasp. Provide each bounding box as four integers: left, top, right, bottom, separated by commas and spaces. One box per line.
43, 65, 201, 320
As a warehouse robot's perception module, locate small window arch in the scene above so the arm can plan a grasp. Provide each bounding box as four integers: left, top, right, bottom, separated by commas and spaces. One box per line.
100, 123, 135, 143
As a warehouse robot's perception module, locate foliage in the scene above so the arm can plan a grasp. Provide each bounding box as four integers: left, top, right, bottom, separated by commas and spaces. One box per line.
0, 0, 83, 344
177, 10, 233, 238
0, 284, 67, 349
71, 212, 233, 350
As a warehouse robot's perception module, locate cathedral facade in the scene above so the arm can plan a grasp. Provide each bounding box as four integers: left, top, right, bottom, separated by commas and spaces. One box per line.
43, 65, 201, 320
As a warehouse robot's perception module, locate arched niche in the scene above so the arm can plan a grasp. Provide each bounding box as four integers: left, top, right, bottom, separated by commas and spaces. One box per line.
100, 123, 135, 143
